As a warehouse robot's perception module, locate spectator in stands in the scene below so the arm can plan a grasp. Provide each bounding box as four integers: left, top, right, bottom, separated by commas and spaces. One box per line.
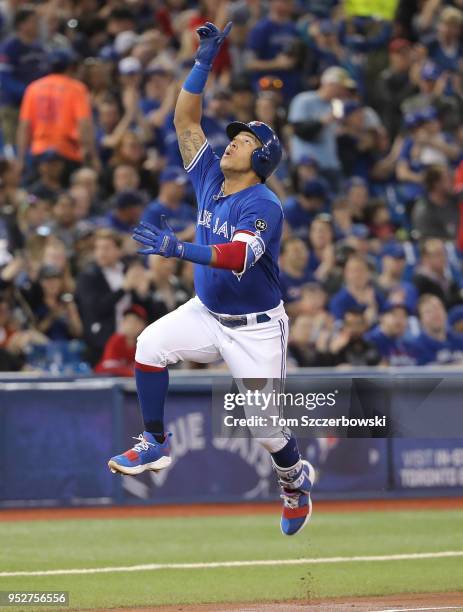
375, 38, 414, 139
279, 237, 312, 312
138, 255, 191, 320
21, 264, 82, 341
141, 64, 176, 129
29, 150, 65, 202
337, 101, 380, 181
0, 294, 16, 348
142, 167, 195, 241
17, 48, 99, 181
408, 294, 463, 365
364, 200, 396, 242
288, 66, 353, 186
290, 154, 319, 193
0, 294, 24, 371
308, 214, 335, 283
413, 238, 463, 308
448, 304, 463, 337
284, 178, 329, 238
345, 177, 369, 225
396, 112, 427, 204
365, 303, 416, 366
298, 18, 345, 86
287, 283, 333, 365
108, 131, 155, 193
321, 306, 381, 367
179, 0, 231, 79
105, 190, 144, 235
425, 6, 463, 74
0, 5, 47, 146
111, 164, 141, 198
202, 88, 235, 157
376, 242, 418, 314
95, 304, 147, 377
70, 167, 99, 211
229, 76, 255, 124
330, 254, 385, 325
412, 164, 458, 241
45, 193, 79, 255
245, 0, 300, 102
76, 228, 131, 365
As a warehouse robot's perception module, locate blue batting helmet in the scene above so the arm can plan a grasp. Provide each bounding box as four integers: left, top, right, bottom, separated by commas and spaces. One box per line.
225, 121, 282, 181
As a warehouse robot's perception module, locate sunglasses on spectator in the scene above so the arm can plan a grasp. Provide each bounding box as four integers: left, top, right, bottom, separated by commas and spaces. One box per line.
258, 77, 283, 90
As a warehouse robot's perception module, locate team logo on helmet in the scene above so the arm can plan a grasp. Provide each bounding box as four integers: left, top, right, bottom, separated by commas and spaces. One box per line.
255, 219, 267, 231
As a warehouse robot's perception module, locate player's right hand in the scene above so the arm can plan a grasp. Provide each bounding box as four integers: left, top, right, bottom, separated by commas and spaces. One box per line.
195, 21, 232, 69
132, 218, 182, 258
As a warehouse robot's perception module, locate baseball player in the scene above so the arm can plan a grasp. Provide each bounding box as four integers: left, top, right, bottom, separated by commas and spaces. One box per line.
108, 22, 315, 536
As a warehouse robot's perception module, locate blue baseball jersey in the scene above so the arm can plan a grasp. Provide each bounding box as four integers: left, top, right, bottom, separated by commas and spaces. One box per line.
185, 140, 283, 315
406, 330, 463, 365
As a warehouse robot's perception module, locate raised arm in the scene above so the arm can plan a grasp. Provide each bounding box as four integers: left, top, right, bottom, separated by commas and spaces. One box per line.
174, 88, 206, 168
173, 21, 232, 168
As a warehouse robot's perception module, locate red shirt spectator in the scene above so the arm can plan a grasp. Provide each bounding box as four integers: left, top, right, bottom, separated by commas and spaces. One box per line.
95, 305, 147, 377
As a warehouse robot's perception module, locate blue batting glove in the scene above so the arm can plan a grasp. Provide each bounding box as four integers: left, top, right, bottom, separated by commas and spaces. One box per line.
195, 21, 232, 69
132, 217, 185, 258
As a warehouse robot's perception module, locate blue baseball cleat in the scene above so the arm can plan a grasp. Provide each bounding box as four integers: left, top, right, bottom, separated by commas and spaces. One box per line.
278, 460, 315, 536
108, 432, 172, 475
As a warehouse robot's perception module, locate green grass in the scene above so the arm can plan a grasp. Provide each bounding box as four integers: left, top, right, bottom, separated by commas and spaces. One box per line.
1, 510, 462, 609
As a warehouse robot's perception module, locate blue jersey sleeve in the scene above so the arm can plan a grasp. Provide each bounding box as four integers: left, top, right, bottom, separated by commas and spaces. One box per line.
232, 197, 283, 277
234, 198, 283, 250
184, 140, 223, 208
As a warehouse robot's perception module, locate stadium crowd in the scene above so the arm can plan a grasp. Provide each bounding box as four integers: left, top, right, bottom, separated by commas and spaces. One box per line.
1, 0, 463, 373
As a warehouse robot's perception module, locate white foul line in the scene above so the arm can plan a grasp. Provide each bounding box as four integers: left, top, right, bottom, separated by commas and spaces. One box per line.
1, 550, 463, 578
376, 608, 462, 612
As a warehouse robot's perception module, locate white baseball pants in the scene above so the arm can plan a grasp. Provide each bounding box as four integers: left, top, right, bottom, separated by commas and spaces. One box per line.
135, 296, 290, 452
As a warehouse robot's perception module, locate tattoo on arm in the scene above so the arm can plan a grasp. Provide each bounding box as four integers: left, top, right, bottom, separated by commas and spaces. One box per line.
178, 128, 206, 168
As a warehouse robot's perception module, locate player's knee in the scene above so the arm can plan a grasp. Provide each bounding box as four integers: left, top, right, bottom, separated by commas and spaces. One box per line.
135, 326, 166, 368
254, 435, 288, 454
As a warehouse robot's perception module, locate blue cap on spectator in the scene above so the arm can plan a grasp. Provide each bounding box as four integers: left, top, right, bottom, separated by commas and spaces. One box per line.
49, 48, 78, 72
160, 167, 188, 185
319, 19, 337, 35
382, 242, 406, 259
448, 305, 463, 326
419, 106, 438, 122
350, 224, 369, 239
299, 154, 319, 167
114, 190, 145, 209
343, 101, 363, 117
303, 178, 327, 198
345, 176, 367, 191
39, 148, 63, 163
383, 301, 410, 314
404, 111, 424, 129
421, 61, 442, 81
99, 45, 119, 62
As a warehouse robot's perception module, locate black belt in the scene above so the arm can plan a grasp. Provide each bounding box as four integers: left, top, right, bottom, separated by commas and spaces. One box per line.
209, 311, 271, 328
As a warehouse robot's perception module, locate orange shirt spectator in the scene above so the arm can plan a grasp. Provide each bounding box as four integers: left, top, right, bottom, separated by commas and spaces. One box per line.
19, 74, 91, 161
17, 49, 99, 172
